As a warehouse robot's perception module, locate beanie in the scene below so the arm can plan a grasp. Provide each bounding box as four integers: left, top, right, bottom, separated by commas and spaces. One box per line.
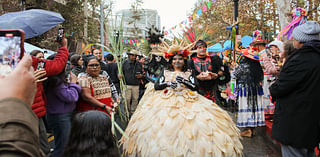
292, 21, 320, 42
268, 40, 284, 52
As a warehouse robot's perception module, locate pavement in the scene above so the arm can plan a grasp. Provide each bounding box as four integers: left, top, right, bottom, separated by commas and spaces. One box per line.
226, 109, 282, 157
47, 107, 282, 157
241, 127, 281, 157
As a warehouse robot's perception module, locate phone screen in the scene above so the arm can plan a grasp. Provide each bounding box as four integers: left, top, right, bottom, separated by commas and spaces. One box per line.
0, 30, 24, 76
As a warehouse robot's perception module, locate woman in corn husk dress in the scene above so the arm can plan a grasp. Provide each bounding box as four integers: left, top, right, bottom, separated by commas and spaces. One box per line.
120, 41, 243, 157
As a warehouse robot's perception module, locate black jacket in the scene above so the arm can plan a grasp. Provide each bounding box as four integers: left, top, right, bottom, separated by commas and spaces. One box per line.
105, 62, 120, 84
122, 60, 142, 85
269, 40, 320, 149
188, 55, 222, 89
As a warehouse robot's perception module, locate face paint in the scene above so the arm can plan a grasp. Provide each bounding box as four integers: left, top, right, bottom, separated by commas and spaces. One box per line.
172, 55, 184, 68
155, 56, 162, 62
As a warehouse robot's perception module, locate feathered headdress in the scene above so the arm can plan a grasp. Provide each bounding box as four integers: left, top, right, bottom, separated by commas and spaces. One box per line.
158, 39, 195, 59
147, 26, 164, 56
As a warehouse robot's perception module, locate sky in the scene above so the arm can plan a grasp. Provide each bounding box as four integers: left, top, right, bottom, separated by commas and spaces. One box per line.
112, 0, 198, 29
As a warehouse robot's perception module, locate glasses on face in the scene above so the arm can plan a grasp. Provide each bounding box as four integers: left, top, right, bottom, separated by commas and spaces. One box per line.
87, 64, 100, 68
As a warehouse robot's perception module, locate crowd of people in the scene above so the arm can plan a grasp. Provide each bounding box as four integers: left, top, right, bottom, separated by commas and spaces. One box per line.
0, 20, 320, 157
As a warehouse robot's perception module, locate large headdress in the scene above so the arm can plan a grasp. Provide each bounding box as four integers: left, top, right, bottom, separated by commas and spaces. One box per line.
240, 47, 262, 61
158, 39, 195, 59
147, 26, 164, 56
250, 30, 268, 46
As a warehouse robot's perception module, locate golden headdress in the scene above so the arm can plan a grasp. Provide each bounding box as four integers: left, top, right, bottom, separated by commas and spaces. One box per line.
158, 38, 195, 59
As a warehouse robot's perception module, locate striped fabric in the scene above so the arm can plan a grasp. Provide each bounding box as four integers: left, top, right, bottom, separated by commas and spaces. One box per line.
236, 88, 266, 127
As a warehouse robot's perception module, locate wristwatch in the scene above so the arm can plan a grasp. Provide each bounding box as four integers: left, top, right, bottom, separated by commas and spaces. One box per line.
101, 104, 106, 109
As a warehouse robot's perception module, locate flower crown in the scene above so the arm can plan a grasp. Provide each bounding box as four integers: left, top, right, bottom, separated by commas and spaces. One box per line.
158, 39, 195, 59
164, 49, 190, 59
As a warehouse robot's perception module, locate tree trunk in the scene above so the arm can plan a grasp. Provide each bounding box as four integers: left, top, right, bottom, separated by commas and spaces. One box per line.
276, 0, 292, 41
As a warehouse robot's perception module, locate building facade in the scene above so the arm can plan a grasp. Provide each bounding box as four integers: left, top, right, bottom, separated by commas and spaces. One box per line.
114, 9, 160, 39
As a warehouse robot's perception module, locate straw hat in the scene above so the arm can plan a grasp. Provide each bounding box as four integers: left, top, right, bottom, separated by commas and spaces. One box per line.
128, 49, 140, 55
240, 48, 261, 61
250, 39, 268, 46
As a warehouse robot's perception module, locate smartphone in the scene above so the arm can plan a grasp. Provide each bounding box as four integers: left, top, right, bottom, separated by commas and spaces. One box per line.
0, 30, 24, 76
37, 60, 46, 70
56, 28, 64, 42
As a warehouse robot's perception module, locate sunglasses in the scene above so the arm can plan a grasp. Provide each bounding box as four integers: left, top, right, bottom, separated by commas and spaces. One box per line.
87, 64, 100, 68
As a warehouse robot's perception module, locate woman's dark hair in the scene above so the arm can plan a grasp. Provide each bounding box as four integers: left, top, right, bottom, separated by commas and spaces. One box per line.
63, 111, 119, 157
70, 54, 81, 66
283, 40, 297, 59
83, 55, 99, 68
243, 57, 264, 84
46, 54, 67, 91
167, 54, 189, 72
106, 54, 114, 61
30, 50, 44, 57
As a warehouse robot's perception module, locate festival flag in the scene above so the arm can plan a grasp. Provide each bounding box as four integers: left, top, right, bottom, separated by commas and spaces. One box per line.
207, 1, 211, 9
197, 9, 202, 17
192, 13, 196, 19
188, 16, 192, 22
203, 4, 207, 12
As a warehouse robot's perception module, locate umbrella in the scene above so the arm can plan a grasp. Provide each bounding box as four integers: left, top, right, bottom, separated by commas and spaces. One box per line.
241, 36, 252, 48
0, 9, 64, 39
24, 42, 56, 59
207, 43, 222, 52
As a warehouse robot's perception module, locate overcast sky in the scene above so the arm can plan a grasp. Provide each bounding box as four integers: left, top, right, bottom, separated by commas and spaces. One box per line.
112, 0, 197, 29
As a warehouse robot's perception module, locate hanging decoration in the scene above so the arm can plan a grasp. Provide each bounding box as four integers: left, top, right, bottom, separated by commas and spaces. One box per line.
164, 0, 218, 36
277, 8, 308, 40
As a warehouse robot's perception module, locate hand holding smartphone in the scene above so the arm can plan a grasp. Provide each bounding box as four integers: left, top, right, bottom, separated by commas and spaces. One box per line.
56, 28, 64, 42
0, 30, 24, 76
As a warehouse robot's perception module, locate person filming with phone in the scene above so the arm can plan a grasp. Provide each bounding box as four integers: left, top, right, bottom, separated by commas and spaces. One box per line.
31, 32, 69, 156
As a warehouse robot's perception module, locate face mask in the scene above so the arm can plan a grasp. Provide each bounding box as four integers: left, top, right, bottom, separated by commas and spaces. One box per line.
155, 56, 161, 62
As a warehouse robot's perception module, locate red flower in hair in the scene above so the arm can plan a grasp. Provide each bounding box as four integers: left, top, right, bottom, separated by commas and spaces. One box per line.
177, 50, 190, 58
164, 52, 170, 58
165, 50, 190, 59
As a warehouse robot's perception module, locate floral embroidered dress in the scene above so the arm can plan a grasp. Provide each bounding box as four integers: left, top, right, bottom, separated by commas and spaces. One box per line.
121, 70, 243, 157
77, 71, 119, 115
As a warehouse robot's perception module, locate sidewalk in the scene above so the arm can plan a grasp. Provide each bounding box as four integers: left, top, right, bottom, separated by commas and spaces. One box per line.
227, 110, 281, 157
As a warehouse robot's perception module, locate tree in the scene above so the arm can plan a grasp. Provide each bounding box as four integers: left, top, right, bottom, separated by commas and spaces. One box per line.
276, 0, 292, 32
128, 0, 144, 43
191, 0, 279, 42
1, 0, 107, 52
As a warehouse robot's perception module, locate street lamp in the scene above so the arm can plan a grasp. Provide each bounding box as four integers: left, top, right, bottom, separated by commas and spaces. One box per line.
233, 0, 239, 34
